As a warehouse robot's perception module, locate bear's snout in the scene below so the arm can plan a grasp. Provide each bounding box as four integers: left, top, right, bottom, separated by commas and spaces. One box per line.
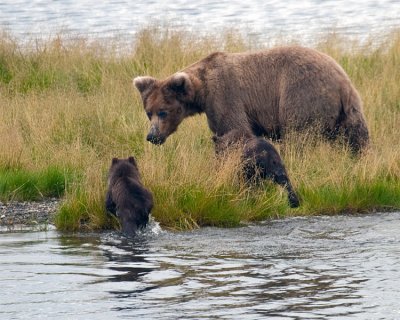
146, 124, 166, 145
146, 132, 166, 145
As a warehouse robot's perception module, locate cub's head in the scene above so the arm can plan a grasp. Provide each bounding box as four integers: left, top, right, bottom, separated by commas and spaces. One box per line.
133, 72, 196, 145
108, 156, 140, 182
243, 139, 287, 184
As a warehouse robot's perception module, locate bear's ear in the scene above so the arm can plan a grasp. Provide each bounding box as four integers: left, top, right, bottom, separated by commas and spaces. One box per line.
127, 156, 137, 166
111, 158, 119, 165
133, 76, 157, 95
166, 72, 194, 100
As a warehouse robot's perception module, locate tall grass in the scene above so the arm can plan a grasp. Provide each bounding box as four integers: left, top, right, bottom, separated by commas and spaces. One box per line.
0, 27, 399, 231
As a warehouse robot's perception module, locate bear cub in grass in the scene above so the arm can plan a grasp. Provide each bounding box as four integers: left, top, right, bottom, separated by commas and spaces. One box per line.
105, 156, 153, 236
134, 46, 369, 154
213, 130, 300, 208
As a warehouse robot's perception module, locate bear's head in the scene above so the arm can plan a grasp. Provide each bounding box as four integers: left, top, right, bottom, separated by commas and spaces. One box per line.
243, 139, 300, 208
108, 156, 140, 184
133, 72, 198, 145
243, 138, 288, 185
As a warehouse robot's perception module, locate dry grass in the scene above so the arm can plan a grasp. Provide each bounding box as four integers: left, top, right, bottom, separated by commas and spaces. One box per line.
0, 27, 399, 231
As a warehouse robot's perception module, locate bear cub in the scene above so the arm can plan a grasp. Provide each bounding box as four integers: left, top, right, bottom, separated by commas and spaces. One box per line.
213, 130, 300, 208
105, 156, 154, 236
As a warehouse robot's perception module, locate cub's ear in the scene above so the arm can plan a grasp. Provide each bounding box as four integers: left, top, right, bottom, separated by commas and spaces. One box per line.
166, 72, 194, 100
133, 76, 157, 95
111, 158, 119, 165
127, 156, 137, 166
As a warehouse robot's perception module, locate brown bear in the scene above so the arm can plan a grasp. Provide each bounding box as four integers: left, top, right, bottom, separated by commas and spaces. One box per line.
134, 46, 369, 153
213, 130, 300, 208
105, 156, 154, 236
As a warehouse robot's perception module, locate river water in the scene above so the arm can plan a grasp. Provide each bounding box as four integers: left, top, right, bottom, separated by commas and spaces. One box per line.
0, 0, 399, 45
2, 212, 400, 319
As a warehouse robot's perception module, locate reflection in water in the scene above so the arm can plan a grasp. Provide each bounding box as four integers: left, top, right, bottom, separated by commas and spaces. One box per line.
102, 237, 152, 282
1, 213, 400, 319
101, 235, 161, 300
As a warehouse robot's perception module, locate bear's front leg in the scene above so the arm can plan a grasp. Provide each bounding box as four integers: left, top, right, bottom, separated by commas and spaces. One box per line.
105, 191, 117, 215
280, 180, 300, 208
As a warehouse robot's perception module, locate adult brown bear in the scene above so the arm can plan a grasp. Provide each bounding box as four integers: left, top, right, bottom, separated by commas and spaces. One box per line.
134, 46, 369, 153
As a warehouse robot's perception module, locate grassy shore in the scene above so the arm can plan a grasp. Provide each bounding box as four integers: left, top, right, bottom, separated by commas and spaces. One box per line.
1, 27, 399, 231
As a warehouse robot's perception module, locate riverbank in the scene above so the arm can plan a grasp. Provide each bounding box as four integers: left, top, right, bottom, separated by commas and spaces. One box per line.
1, 27, 399, 231
0, 199, 59, 228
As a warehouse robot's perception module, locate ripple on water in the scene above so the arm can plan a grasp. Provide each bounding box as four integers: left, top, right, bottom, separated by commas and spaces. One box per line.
0, 0, 399, 46
1, 212, 400, 319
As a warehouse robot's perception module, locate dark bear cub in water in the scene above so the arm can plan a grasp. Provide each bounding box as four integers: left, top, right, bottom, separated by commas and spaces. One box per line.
105, 156, 154, 236
213, 130, 300, 208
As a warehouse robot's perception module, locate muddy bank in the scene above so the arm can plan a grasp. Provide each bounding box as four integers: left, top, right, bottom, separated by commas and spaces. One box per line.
0, 199, 59, 228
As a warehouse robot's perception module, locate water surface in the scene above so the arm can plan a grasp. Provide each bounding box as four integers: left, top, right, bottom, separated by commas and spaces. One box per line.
2, 212, 400, 319
0, 0, 399, 45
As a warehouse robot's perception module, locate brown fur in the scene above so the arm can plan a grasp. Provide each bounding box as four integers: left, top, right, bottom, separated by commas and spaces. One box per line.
134, 46, 369, 153
105, 156, 153, 236
213, 130, 300, 208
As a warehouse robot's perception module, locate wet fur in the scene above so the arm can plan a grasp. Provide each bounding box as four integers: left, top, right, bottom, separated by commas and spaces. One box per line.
105, 157, 154, 236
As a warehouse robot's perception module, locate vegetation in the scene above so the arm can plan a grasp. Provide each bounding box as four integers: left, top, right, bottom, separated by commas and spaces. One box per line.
0, 27, 399, 231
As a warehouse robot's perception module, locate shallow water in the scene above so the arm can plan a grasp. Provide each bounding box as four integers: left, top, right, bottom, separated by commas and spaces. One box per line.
0, 0, 399, 45
2, 212, 400, 319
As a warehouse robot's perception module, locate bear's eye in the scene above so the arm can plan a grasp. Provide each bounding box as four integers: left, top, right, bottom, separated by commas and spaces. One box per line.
146, 112, 152, 120
157, 111, 168, 119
